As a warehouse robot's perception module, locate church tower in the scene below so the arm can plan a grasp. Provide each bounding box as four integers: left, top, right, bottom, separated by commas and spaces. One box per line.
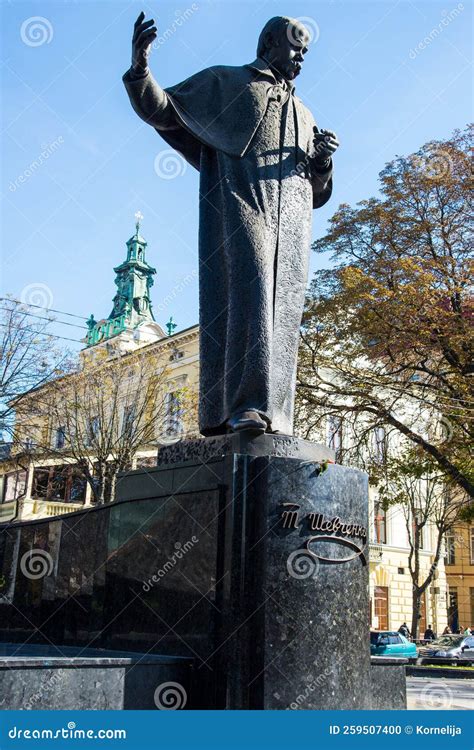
85, 213, 164, 351
109, 210, 156, 326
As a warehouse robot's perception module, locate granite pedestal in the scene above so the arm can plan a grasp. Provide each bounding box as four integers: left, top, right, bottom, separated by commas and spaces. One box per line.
117, 433, 401, 709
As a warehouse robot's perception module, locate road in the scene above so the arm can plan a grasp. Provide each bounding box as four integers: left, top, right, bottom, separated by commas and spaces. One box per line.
407, 677, 474, 710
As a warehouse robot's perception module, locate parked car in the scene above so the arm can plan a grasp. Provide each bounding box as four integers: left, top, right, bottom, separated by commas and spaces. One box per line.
370, 631, 417, 658
418, 634, 474, 665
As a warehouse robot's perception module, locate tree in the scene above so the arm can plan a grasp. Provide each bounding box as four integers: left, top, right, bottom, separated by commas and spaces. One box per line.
298, 125, 473, 497
27, 347, 197, 504
0, 298, 70, 441
374, 448, 470, 639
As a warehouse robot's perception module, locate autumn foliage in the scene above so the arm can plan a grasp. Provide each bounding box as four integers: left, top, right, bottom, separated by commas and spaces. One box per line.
298, 125, 473, 497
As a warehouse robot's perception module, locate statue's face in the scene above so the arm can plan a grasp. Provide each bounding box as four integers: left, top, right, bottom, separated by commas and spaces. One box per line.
265, 21, 310, 80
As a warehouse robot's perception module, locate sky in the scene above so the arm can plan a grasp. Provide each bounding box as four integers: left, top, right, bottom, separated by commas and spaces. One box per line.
1, 0, 472, 350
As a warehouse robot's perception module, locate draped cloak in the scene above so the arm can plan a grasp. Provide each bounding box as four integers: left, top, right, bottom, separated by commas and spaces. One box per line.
123, 58, 333, 435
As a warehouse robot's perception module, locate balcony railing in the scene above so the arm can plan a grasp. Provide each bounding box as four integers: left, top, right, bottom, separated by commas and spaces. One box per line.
45, 501, 84, 517
369, 542, 384, 562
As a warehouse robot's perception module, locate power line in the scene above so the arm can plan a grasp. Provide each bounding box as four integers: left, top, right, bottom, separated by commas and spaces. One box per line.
0, 307, 87, 331
0, 297, 88, 321
0, 322, 83, 344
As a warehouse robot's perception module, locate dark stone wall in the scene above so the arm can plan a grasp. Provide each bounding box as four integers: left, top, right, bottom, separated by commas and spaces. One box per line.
370, 661, 407, 710
0, 488, 220, 663
0, 658, 195, 710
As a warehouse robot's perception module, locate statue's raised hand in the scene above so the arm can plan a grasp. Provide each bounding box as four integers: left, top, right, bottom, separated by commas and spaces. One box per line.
131, 11, 157, 74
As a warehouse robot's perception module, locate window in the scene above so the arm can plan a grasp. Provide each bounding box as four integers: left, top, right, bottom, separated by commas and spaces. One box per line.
373, 502, 387, 544
32, 468, 50, 498
49, 466, 68, 501
164, 391, 184, 436
445, 533, 456, 566
373, 426, 387, 463
388, 634, 402, 645
2, 471, 27, 503
122, 405, 135, 433
69, 470, 86, 502
32, 466, 86, 504
448, 589, 458, 632
54, 426, 66, 450
327, 416, 343, 463
169, 348, 184, 362
373, 586, 389, 630
86, 416, 100, 446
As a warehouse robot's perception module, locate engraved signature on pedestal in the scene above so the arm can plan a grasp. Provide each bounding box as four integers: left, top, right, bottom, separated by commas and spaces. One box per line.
280, 503, 367, 566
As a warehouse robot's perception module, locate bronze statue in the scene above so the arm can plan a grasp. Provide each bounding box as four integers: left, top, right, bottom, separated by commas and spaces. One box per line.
123, 13, 339, 435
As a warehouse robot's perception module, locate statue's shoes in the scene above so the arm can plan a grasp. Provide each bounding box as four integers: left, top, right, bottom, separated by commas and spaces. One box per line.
226, 411, 267, 433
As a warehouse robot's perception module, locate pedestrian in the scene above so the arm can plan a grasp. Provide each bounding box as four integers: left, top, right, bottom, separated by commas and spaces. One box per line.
442, 625, 452, 635
424, 625, 436, 641
463, 626, 471, 635
398, 622, 411, 639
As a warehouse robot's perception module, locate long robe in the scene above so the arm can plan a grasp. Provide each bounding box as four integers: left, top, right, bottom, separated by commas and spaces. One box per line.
123, 58, 333, 435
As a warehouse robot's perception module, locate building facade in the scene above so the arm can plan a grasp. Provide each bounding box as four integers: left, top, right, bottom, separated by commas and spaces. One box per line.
0, 218, 199, 523
306, 414, 451, 636
444, 522, 474, 631
368, 493, 449, 636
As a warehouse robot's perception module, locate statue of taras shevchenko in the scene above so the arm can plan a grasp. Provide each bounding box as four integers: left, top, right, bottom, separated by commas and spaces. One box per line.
123, 13, 339, 436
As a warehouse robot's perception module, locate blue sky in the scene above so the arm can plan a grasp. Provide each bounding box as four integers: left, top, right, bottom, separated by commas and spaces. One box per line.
1, 0, 472, 349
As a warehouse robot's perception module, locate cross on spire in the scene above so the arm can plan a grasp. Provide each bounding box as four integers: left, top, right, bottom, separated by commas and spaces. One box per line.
134, 210, 144, 234
166, 316, 177, 336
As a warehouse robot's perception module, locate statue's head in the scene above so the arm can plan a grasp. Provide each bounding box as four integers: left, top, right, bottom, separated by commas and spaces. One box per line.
257, 16, 310, 80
